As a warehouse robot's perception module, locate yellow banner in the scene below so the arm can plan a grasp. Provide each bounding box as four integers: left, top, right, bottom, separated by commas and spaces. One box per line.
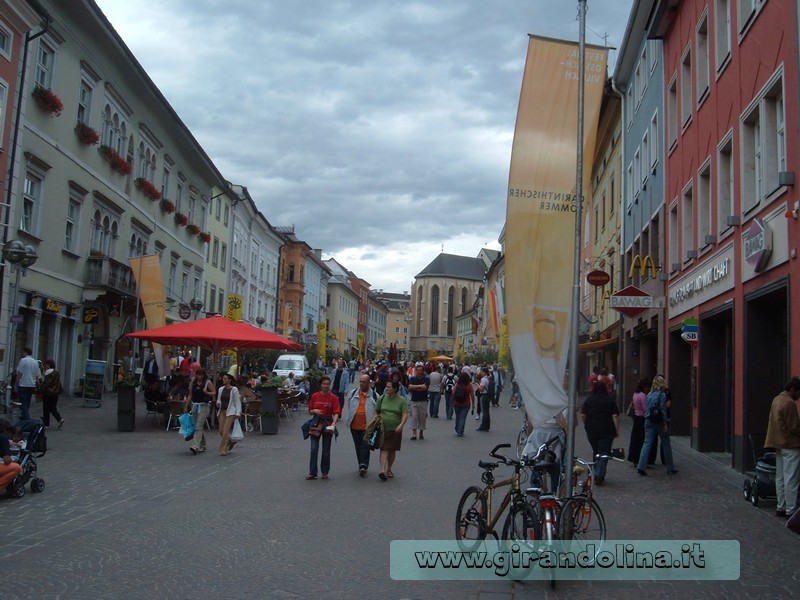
499, 315, 510, 369
357, 332, 364, 361
506, 36, 607, 425
130, 254, 166, 365
317, 321, 327, 364
226, 293, 243, 321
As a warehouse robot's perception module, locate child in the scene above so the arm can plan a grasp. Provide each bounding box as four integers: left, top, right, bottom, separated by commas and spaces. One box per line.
9, 428, 26, 463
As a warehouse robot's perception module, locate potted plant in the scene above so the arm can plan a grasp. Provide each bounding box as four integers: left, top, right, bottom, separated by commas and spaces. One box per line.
260, 411, 279, 435
32, 86, 64, 116
75, 122, 100, 145
99, 145, 133, 175
199, 231, 211, 243
256, 382, 279, 414
187, 223, 201, 236
135, 177, 162, 201
116, 376, 138, 432
160, 199, 176, 214
174, 212, 188, 227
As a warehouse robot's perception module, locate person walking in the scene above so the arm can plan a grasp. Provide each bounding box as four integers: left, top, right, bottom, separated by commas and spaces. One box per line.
376, 379, 408, 481
452, 372, 475, 437
40, 359, 64, 429
15, 347, 39, 421
491, 363, 503, 407
637, 375, 677, 476
627, 378, 649, 466
329, 359, 349, 410
764, 377, 800, 518
427, 365, 443, 418
188, 369, 216, 455
408, 363, 430, 440
581, 381, 620, 485
476, 368, 492, 432
216, 373, 242, 456
344, 374, 379, 477
441, 367, 457, 420
306, 376, 340, 480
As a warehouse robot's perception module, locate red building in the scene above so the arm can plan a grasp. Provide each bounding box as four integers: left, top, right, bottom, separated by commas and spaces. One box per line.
347, 273, 370, 356
653, 0, 800, 469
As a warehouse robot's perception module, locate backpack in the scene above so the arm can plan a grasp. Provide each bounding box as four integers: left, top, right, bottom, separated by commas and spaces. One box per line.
444, 374, 455, 394
487, 375, 496, 396
453, 383, 467, 404
647, 392, 665, 424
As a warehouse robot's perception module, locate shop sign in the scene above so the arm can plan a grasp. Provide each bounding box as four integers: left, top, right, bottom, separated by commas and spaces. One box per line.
669, 258, 731, 308
586, 269, 610, 286
744, 218, 772, 273
178, 304, 192, 320
628, 255, 659, 279
610, 285, 652, 317
45, 298, 63, 313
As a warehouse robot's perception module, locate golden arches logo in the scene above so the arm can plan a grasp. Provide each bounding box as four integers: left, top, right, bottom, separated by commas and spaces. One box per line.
628, 255, 658, 279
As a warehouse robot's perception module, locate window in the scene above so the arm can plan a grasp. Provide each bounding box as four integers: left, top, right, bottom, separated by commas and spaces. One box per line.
168, 258, 177, 298
90, 205, 119, 256
738, 0, 765, 34
220, 243, 227, 272
447, 286, 455, 336
187, 195, 196, 224
461, 288, 467, 314
648, 40, 659, 73
34, 40, 55, 88
77, 80, 93, 124
714, 0, 731, 72
610, 175, 615, 215
717, 133, 734, 232
21, 172, 41, 234
137, 140, 156, 181
641, 133, 649, 182
634, 148, 641, 193
430, 285, 439, 336
101, 100, 129, 155
181, 269, 189, 302
668, 76, 678, 148
626, 162, 633, 209
626, 85, 634, 129
175, 183, 183, 213
681, 46, 692, 127
601, 194, 607, 230
212, 238, 219, 267
0, 81, 7, 148
209, 285, 216, 313
698, 161, 712, 245
0, 23, 11, 60
696, 13, 709, 103
216, 197, 221, 220
218, 289, 224, 314
161, 167, 170, 199
682, 183, 694, 260
288, 264, 295, 282
650, 112, 659, 168
669, 203, 679, 270
64, 199, 80, 252
741, 74, 785, 213
223, 204, 229, 226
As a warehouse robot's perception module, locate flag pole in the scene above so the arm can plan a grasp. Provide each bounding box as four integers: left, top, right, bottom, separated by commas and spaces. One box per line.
565, 0, 588, 499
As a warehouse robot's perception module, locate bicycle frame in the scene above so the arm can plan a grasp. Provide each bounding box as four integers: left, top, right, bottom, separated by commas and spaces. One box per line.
480, 470, 521, 537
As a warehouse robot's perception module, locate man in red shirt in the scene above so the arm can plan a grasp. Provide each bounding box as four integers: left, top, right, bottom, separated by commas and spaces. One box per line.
306, 377, 340, 480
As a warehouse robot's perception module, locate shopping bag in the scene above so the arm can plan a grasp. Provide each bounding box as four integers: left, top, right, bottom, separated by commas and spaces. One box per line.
178, 412, 195, 441
230, 419, 244, 442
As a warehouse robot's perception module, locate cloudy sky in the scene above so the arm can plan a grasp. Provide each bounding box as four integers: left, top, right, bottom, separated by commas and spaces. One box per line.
94, 0, 634, 292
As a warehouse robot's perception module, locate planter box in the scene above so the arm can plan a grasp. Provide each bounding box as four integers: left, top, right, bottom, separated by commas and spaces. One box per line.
261, 415, 279, 435
258, 386, 278, 413
117, 385, 136, 431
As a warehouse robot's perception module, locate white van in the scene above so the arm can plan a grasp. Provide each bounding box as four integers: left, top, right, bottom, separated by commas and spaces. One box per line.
272, 354, 310, 380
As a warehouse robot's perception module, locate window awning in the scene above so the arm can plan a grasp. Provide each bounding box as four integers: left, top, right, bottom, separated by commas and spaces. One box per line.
578, 337, 619, 352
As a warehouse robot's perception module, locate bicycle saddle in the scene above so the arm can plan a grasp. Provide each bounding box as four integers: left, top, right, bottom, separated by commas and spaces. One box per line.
478, 460, 499, 470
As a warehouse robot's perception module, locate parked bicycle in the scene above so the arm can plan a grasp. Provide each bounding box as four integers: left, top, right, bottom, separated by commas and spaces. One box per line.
515, 408, 529, 458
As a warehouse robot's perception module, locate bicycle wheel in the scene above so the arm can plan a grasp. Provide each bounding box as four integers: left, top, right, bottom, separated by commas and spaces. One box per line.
516, 426, 529, 459
502, 501, 541, 542
558, 496, 606, 559
455, 486, 488, 549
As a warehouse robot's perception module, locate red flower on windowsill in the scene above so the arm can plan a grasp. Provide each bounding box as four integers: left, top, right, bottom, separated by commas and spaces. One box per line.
75, 122, 100, 145
187, 223, 201, 236
99, 145, 133, 176
32, 86, 63, 116
135, 177, 162, 201
174, 212, 188, 227
199, 231, 211, 243
160, 199, 176, 214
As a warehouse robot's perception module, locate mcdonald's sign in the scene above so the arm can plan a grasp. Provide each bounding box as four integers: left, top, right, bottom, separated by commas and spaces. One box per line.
628, 255, 658, 279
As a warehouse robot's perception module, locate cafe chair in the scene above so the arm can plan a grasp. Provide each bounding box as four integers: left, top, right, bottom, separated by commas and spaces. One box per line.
243, 400, 262, 432
143, 398, 163, 427
166, 399, 185, 431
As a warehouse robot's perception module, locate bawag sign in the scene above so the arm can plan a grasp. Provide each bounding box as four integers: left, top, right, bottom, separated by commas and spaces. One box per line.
744, 218, 772, 273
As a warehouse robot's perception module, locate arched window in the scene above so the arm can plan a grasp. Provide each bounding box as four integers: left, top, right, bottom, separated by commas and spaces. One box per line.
430, 285, 439, 336
461, 287, 467, 314
416, 285, 423, 336
447, 286, 455, 336
91, 210, 102, 252
102, 105, 112, 146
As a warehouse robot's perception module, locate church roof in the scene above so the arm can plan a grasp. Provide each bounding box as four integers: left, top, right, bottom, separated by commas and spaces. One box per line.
415, 253, 486, 281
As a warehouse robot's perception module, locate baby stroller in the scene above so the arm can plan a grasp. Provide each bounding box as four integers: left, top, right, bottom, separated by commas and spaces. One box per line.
7, 421, 47, 498
742, 433, 776, 507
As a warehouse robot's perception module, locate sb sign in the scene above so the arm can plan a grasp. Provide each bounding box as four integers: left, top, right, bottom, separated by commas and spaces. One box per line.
609, 285, 652, 318
681, 318, 698, 347
586, 270, 610, 287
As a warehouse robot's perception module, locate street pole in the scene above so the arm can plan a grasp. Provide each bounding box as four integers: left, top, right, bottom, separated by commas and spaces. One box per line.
564, 0, 588, 500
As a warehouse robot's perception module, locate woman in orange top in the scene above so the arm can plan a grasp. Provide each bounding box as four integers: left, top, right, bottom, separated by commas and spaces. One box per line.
344, 373, 379, 477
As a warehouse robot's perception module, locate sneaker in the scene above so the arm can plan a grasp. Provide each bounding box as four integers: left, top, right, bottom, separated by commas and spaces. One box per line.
190, 447, 198, 455
474, 415, 480, 420
359, 468, 367, 477
305, 474, 317, 480
419, 432, 424, 440
321, 474, 329, 480
58, 420, 64, 429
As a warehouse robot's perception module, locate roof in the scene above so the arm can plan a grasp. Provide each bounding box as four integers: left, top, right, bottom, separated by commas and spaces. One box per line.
415, 253, 486, 281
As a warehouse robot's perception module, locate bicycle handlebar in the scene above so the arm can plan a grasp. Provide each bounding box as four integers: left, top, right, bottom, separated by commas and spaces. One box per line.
489, 443, 512, 461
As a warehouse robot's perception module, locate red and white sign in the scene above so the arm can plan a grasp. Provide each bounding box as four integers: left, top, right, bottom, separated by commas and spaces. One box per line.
610, 285, 652, 318
586, 269, 611, 287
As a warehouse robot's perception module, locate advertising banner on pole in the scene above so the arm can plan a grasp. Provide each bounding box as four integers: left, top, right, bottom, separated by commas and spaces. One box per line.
130, 254, 166, 370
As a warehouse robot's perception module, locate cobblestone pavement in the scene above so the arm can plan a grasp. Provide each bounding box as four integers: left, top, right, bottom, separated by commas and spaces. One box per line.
0, 388, 798, 599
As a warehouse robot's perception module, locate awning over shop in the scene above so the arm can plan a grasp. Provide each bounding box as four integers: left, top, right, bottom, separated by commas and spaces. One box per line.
578, 337, 619, 352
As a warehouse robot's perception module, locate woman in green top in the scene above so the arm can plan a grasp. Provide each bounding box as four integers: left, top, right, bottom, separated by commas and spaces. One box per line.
376, 379, 409, 481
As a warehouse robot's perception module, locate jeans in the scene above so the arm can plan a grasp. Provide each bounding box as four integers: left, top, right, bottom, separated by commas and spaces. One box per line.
191, 402, 211, 451
444, 391, 454, 419
18, 386, 34, 421
477, 395, 491, 430
638, 420, 674, 472
775, 448, 800, 514
41, 394, 62, 427
350, 427, 370, 470
309, 432, 333, 476
586, 431, 614, 478
454, 405, 469, 436
428, 392, 441, 417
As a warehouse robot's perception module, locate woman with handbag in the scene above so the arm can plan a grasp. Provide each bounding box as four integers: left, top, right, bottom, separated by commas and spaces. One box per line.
189, 369, 216, 455
40, 359, 64, 429
216, 373, 242, 456
627, 378, 649, 466
637, 375, 677, 476
376, 379, 409, 481
306, 376, 340, 480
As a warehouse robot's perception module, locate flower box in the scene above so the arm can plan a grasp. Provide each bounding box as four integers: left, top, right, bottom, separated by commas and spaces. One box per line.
187, 223, 201, 236
199, 231, 211, 243
32, 86, 63, 116
174, 212, 188, 227
99, 145, 133, 176
75, 122, 100, 145
135, 177, 162, 201
160, 199, 176, 214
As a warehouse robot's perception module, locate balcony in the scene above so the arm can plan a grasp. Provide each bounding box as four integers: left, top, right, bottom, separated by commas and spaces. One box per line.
85, 255, 137, 296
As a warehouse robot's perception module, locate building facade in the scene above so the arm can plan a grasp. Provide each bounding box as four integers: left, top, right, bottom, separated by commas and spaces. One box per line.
323, 257, 358, 357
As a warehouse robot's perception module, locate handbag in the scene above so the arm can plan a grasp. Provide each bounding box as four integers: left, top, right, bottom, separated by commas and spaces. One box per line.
178, 412, 195, 441
230, 419, 244, 442
308, 420, 325, 439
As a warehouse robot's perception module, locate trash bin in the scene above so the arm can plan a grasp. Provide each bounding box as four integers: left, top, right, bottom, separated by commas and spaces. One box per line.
117, 385, 136, 431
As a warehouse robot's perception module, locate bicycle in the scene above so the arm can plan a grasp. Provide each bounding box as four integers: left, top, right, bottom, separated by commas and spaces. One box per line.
515, 408, 529, 459
455, 443, 534, 550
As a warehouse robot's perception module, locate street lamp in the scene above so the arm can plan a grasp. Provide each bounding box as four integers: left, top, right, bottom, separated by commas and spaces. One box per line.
255, 315, 266, 329
2, 240, 38, 413
189, 297, 204, 319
